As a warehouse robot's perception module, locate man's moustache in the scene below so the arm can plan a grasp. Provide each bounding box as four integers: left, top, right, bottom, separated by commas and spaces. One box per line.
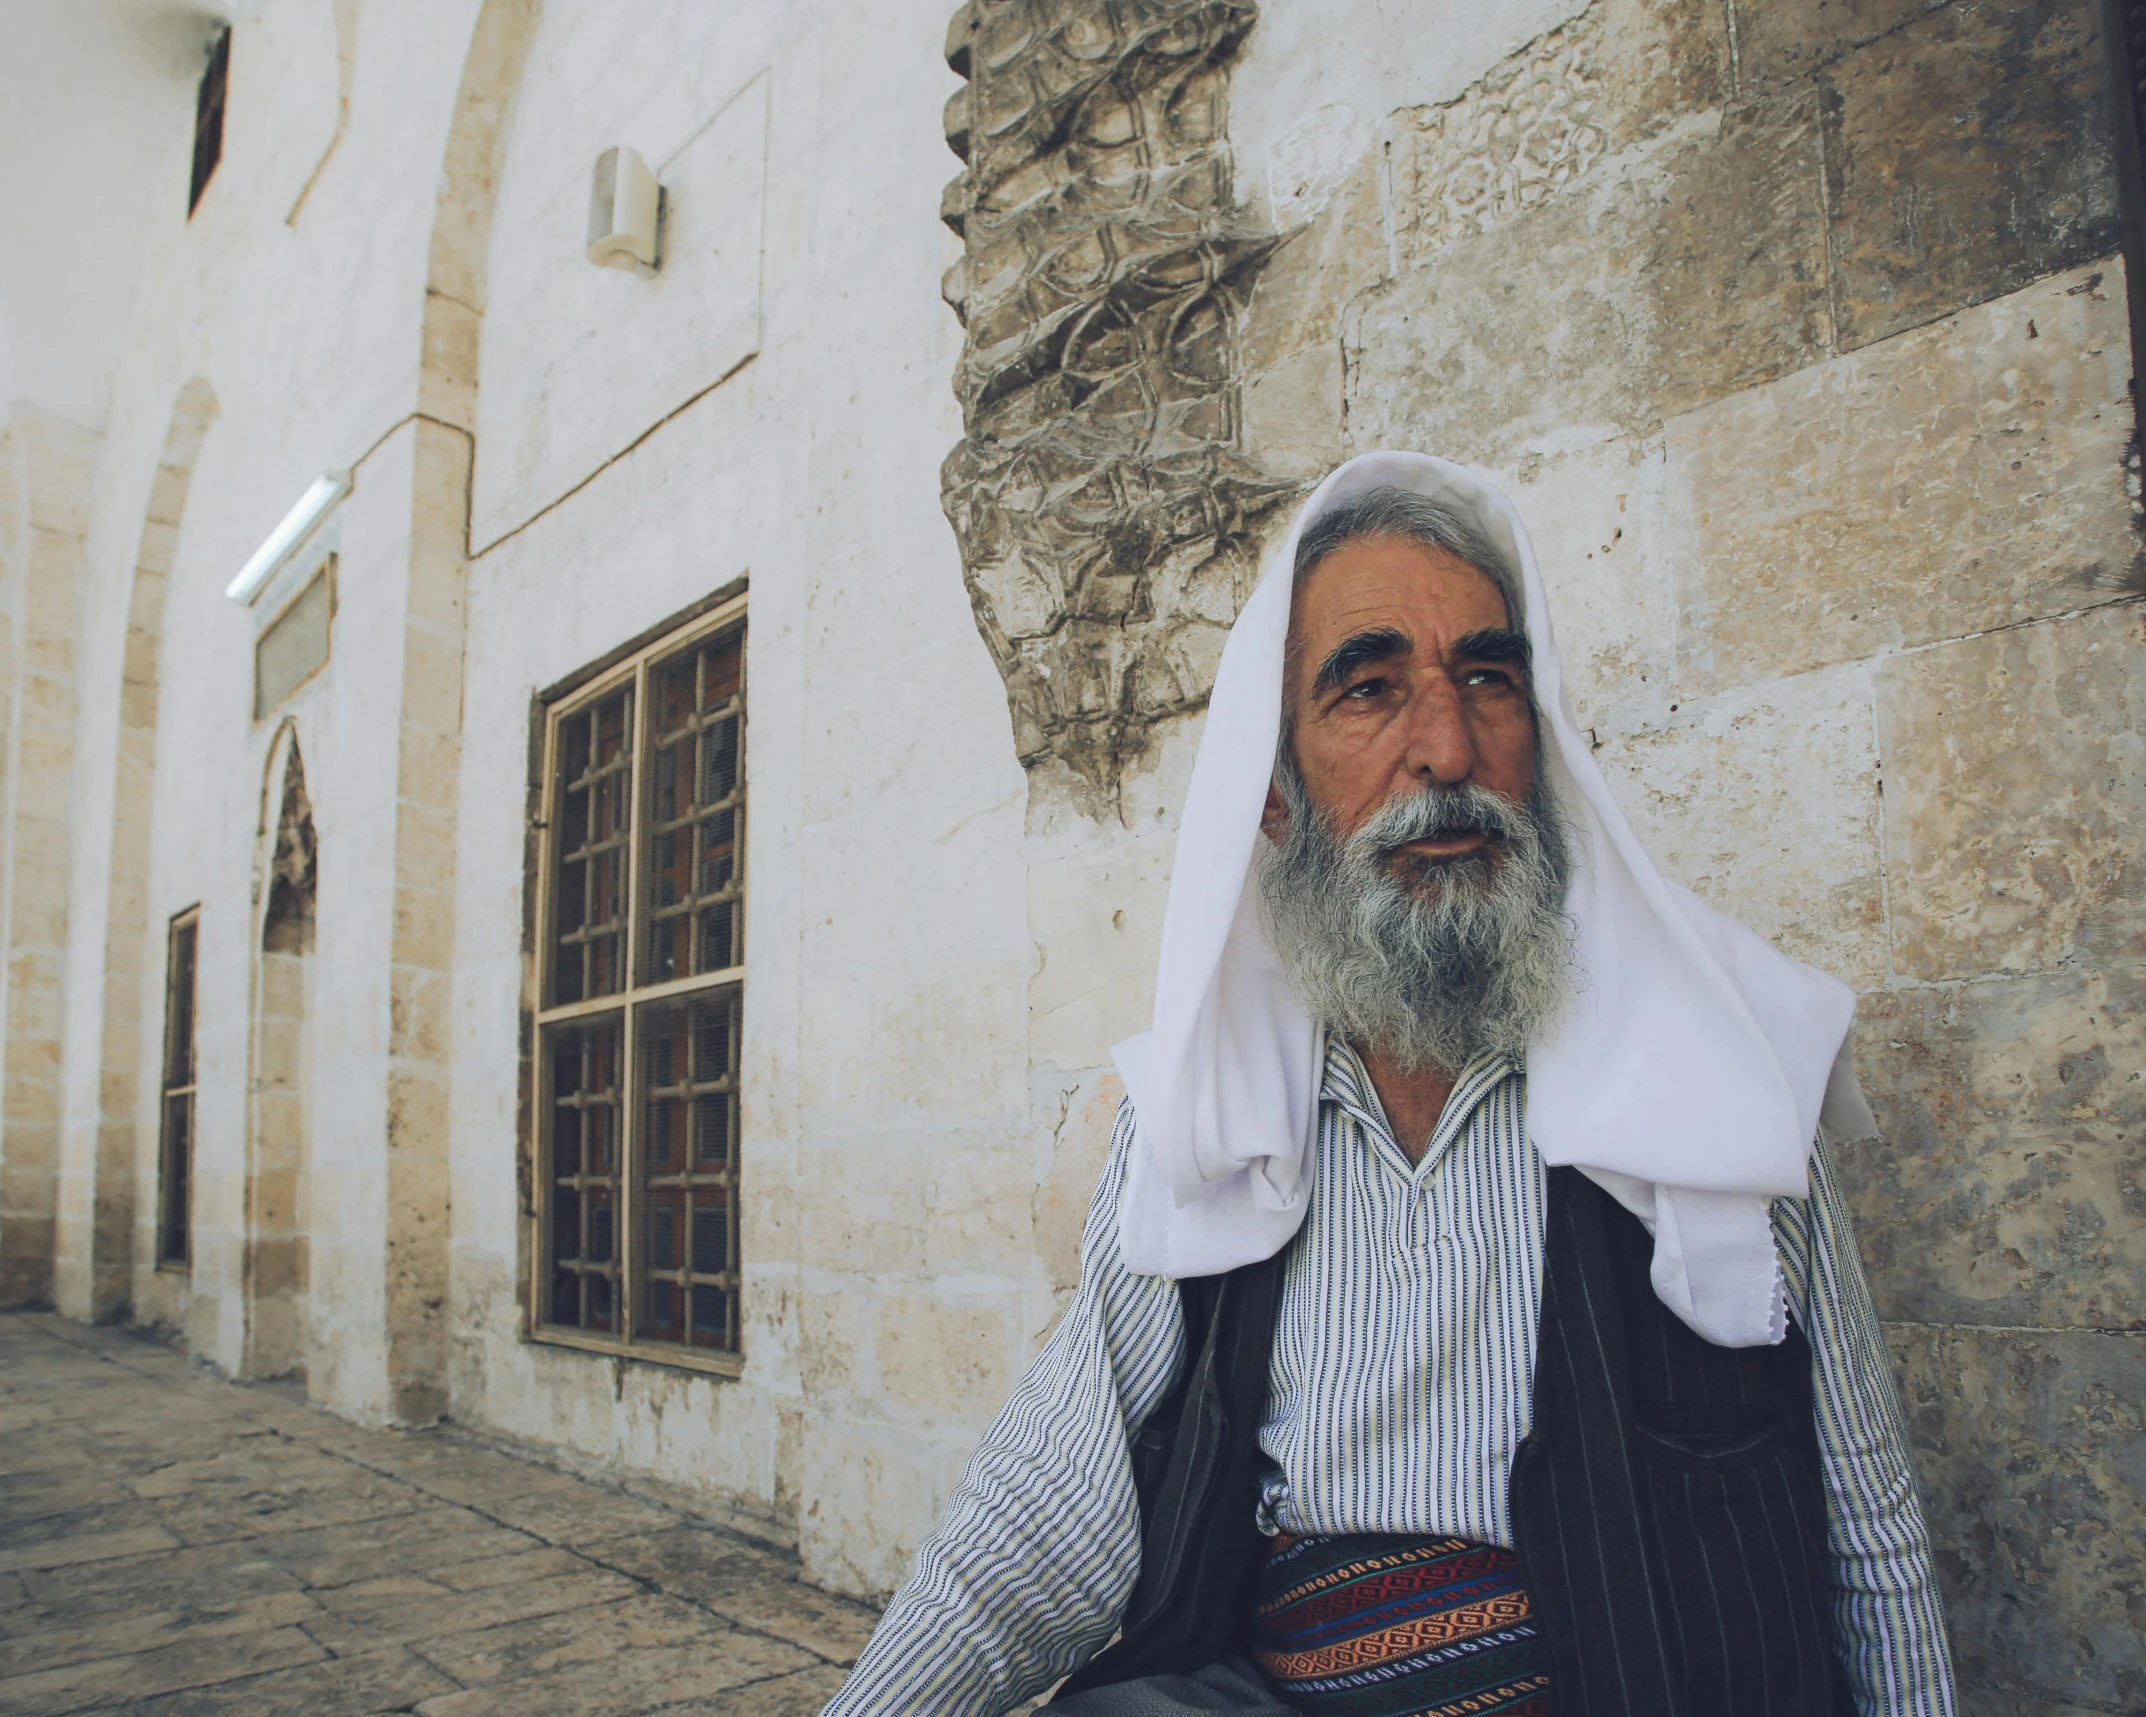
1354, 785, 1525, 859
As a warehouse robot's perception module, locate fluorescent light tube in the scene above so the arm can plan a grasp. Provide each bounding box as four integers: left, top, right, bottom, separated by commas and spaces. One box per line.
225, 469, 351, 604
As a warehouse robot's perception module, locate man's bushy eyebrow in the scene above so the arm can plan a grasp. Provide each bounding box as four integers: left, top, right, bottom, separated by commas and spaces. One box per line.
1312, 627, 1411, 698
1453, 627, 1532, 670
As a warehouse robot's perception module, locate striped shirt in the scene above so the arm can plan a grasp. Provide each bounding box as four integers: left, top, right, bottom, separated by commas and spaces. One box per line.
826, 1039, 1956, 1716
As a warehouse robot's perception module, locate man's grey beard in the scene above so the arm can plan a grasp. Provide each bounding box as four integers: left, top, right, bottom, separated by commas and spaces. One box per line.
1258, 760, 1577, 1074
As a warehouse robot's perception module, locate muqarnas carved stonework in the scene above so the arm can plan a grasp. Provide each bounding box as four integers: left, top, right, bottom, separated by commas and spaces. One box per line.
940, 0, 1292, 798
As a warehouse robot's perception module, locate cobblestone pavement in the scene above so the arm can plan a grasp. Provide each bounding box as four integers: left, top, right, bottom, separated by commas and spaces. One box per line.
0, 1313, 882, 1715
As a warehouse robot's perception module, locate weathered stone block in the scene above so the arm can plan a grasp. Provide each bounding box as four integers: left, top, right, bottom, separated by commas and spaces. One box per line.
398, 624, 465, 741
873, 1290, 1017, 1420
1823, 0, 2120, 350
1595, 660, 1888, 988
1888, 1323, 2146, 1709
1841, 967, 2146, 1329
1502, 436, 1680, 740
921, 1135, 1030, 1276
795, 1138, 926, 1277
875, 966, 1029, 1123
1876, 602, 2146, 981
1243, 338, 1346, 482
1730, 0, 1945, 89
1345, 91, 1830, 469
1031, 1068, 1121, 1302
1027, 837, 1174, 1072
1390, 0, 1730, 269
143, 461, 191, 529
1242, 153, 1388, 374
796, 970, 881, 1132
794, 1411, 950, 1598
1667, 264, 2137, 694
388, 969, 448, 1066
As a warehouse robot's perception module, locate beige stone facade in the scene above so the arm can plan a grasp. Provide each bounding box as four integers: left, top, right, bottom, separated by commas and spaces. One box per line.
1, 0, 2139, 1711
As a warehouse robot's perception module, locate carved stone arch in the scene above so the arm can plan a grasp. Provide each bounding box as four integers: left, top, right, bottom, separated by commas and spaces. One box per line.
242, 723, 316, 1379
52, 377, 219, 1321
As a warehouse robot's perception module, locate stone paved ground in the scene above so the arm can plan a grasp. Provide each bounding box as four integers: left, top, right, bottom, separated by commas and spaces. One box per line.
0, 1312, 883, 1716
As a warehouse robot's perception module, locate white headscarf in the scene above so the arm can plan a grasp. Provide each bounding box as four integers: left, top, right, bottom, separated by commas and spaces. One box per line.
1111, 452, 1876, 1347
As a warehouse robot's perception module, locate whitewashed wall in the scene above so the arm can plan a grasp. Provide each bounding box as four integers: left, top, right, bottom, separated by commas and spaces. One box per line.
447, 0, 1033, 1591
40, 0, 1034, 1598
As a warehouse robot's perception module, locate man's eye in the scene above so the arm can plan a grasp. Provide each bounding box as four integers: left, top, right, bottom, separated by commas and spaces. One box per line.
1462, 668, 1512, 688
1343, 677, 1387, 699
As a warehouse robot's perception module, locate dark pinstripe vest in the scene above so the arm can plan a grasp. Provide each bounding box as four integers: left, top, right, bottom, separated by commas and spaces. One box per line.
1057, 1167, 1855, 1715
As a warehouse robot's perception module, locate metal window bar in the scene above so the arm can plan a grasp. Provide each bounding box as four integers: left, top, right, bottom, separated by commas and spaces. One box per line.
548, 687, 634, 1007
642, 630, 745, 988
635, 988, 741, 1351
157, 912, 200, 1268
543, 1013, 625, 1333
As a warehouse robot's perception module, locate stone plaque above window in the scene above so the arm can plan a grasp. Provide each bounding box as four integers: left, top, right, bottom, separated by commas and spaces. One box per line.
254, 562, 333, 721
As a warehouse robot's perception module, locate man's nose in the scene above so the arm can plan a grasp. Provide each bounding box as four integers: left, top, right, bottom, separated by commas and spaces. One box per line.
1404, 675, 1476, 786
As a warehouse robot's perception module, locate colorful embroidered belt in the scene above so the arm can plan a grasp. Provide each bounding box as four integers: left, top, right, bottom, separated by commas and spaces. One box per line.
1247, 1534, 1552, 1717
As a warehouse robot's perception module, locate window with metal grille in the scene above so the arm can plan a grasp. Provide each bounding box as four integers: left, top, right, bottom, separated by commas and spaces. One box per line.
532, 600, 745, 1367
190, 27, 229, 217
157, 910, 200, 1269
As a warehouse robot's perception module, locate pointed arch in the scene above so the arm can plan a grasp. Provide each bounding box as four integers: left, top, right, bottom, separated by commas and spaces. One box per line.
259, 722, 318, 957
360, 0, 540, 1424
242, 723, 316, 1378
58, 377, 218, 1321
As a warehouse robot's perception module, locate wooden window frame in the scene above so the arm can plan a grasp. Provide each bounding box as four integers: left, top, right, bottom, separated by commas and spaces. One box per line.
156, 908, 201, 1272
526, 591, 747, 1378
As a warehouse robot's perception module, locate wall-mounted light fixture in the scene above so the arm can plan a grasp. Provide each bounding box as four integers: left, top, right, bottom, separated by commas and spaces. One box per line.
587, 145, 662, 273
225, 469, 350, 604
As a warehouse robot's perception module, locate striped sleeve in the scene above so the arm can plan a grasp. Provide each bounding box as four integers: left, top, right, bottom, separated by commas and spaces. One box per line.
1773, 1132, 1958, 1717
823, 1100, 1185, 1716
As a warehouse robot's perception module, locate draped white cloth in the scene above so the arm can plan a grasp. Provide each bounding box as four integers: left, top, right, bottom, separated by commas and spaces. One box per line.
1111, 451, 1873, 1346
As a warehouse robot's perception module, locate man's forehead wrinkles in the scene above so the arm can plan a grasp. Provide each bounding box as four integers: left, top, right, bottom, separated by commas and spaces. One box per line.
1303, 577, 1508, 642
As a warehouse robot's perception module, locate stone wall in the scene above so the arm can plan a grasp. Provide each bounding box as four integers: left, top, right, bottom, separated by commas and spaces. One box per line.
959, 0, 2144, 1708
0, 405, 95, 1309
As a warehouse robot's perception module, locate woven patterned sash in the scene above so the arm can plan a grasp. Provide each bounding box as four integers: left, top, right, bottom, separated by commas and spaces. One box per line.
1247, 1534, 1552, 1716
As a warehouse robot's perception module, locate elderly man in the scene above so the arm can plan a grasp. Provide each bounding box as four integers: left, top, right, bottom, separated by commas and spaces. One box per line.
825, 455, 1955, 1717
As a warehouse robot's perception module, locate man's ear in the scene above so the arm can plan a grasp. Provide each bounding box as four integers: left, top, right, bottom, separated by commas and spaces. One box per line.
1260, 780, 1288, 844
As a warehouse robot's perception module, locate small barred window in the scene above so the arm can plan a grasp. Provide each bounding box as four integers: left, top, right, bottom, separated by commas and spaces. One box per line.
157, 910, 200, 1269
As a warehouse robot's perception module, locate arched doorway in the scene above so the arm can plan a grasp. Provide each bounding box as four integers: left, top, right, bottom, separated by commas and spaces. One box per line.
243, 731, 316, 1379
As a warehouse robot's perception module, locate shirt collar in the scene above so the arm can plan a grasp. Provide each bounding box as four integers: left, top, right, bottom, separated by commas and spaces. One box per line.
1320, 1033, 1523, 1169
